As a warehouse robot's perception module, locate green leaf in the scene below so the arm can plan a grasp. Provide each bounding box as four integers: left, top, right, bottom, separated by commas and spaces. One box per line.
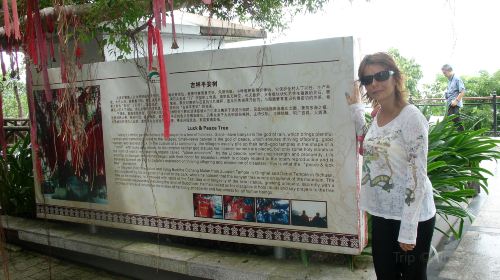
427, 161, 447, 172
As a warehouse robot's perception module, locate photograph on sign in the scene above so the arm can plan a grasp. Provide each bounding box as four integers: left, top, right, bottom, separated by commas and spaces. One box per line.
256, 198, 290, 225
291, 200, 328, 228
33, 86, 106, 204
193, 193, 223, 219
223, 195, 256, 222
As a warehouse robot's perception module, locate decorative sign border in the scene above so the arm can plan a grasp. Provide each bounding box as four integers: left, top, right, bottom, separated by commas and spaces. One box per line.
37, 204, 359, 248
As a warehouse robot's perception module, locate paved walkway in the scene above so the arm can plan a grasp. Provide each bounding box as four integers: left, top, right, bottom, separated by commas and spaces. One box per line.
0, 244, 130, 280
431, 158, 500, 280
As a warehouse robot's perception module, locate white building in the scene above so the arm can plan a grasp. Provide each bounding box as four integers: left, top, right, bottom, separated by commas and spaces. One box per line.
45, 11, 266, 65
105, 11, 266, 60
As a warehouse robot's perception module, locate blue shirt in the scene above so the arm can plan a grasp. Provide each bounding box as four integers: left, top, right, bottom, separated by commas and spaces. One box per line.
445, 74, 465, 108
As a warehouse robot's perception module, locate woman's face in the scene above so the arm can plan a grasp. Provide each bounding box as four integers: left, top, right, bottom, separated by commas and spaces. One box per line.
361, 64, 396, 104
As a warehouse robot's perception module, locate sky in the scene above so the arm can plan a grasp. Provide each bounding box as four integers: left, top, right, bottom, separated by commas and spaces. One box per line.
228, 0, 500, 85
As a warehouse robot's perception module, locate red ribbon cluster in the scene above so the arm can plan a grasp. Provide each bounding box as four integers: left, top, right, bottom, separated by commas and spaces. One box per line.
2, 0, 21, 40
147, 19, 171, 139
26, 0, 52, 102
148, 0, 212, 139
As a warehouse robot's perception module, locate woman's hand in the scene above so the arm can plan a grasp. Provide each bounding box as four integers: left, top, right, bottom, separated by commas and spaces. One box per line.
346, 81, 362, 105
399, 242, 415, 252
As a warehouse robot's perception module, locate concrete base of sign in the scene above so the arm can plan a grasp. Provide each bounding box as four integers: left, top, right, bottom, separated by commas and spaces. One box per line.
1, 214, 456, 280
2, 215, 376, 279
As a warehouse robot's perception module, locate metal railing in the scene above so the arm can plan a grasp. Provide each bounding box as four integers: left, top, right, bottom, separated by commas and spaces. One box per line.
411, 93, 499, 136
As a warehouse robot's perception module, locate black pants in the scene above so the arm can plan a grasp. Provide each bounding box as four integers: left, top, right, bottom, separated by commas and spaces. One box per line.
372, 215, 436, 280
447, 105, 464, 131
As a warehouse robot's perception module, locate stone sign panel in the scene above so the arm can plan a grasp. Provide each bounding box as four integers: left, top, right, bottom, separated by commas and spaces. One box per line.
32, 37, 366, 254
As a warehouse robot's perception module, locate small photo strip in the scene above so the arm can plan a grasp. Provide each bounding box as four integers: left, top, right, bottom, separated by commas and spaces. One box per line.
291, 200, 328, 228
256, 198, 290, 225
223, 195, 256, 222
193, 193, 223, 219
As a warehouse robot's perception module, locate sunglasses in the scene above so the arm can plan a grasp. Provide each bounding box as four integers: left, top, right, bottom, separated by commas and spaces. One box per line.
359, 70, 394, 86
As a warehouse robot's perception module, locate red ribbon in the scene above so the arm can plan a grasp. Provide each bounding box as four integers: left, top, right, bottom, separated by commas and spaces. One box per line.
357, 135, 365, 156
11, 0, 21, 40
25, 1, 37, 65
2, 0, 11, 38
148, 18, 170, 138
46, 17, 56, 62
155, 27, 171, 139
75, 44, 83, 69
153, 0, 161, 29
32, 0, 52, 102
161, 0, 167, 27
169, 0, 179, 49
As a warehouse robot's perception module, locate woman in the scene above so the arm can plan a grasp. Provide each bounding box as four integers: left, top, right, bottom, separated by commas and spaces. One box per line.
346, 52, 436, 280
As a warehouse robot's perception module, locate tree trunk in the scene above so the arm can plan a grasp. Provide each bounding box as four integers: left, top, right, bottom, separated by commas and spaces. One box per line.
13, 82, 23, 117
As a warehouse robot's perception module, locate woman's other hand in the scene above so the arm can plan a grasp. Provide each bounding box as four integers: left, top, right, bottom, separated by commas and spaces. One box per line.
399, 242, 415, 252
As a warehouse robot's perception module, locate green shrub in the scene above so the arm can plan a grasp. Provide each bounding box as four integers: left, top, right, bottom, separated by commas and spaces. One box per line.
459, 104, 493, 131
428, 115, 499, 238
0, 133, 36, 218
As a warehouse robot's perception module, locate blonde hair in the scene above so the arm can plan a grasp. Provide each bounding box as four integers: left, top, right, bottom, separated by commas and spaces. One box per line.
358, 52, 408, 107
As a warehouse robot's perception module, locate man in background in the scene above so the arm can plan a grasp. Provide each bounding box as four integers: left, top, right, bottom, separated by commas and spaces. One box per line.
442, 64, 465, 131
442, 64, 480, 194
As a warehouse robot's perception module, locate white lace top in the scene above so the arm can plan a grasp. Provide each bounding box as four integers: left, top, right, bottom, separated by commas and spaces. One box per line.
350, 103, 436, 244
